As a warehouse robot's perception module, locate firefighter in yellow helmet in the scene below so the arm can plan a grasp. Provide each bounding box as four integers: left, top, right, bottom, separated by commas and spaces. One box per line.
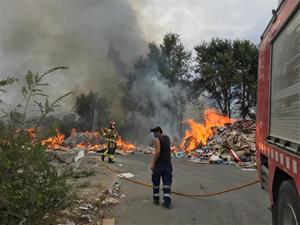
101, 120, 118, 163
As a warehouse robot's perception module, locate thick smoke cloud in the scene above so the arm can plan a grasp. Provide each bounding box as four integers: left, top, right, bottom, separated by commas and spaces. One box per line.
123, 71, 182, 144
0, 0, 147, 119
133, 76, 180, 143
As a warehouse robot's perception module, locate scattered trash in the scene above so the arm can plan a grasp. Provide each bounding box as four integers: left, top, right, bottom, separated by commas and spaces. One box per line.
242, 168, 257, 172
117, 172, 135, 179
74, 149, 85, 162
144, 150, 153, 154
175, 151, 185, 158
136, 146, 154, 154
80, 214, 92, 223
79, 206, 89, 211
209, 152, 221, 162
102, 197, 119, 206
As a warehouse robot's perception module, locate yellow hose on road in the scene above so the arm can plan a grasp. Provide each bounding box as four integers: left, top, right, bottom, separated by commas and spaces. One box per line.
103, 163, 259, 198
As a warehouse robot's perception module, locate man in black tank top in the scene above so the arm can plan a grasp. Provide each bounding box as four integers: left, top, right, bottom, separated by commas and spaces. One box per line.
150, 126, 172, 209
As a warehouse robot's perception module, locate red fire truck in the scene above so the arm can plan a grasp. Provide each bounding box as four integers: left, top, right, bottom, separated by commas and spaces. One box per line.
256, 0, 300, 224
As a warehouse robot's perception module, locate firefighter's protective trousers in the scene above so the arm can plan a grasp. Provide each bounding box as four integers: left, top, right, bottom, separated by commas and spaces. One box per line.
104, 146, 116, 160
152, 162, 172, 205
103, 128, 117, 161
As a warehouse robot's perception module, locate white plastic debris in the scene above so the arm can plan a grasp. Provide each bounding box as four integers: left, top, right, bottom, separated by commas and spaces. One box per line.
117, 172, 135, 179
242, 168, 256, 171
74, 150, 85, 162
79, 206, 89, 211
209, 153, 221, 162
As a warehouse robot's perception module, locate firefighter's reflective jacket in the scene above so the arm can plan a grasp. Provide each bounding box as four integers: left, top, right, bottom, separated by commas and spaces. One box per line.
102, 128, 118, 149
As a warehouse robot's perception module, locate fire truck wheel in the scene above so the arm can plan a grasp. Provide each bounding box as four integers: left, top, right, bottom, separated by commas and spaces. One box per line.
277, 180, 300, 225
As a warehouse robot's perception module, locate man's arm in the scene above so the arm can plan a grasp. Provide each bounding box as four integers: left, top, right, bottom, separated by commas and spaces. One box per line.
151, 138, 161, 170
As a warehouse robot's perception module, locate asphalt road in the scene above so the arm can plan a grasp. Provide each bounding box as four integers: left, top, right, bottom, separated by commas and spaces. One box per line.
109, 152, 271, 225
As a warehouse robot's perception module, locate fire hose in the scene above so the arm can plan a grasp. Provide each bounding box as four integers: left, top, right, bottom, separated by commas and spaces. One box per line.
103, 163, 260, 197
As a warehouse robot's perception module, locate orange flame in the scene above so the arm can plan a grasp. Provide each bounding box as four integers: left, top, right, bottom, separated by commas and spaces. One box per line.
15, 128, 38, 139
116, 138, 136, 152
25, 128, 37, 139
180, 109, 234, 152
41, 128, 136, 152
41, 128, 65, 150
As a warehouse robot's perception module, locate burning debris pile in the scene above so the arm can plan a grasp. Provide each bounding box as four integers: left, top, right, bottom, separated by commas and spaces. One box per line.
42, 128, 136, 153
64, 129, 103, 151
174, 109, 256, 168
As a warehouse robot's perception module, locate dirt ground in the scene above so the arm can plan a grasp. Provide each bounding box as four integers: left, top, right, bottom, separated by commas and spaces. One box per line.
40, 153, 121, 225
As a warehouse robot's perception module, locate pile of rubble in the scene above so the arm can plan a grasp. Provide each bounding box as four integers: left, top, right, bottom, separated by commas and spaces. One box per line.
64, 130, 103, 149
174, 120, 256, 168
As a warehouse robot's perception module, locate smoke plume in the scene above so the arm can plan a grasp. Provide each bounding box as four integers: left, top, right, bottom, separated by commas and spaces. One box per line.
0, 0, 147, 116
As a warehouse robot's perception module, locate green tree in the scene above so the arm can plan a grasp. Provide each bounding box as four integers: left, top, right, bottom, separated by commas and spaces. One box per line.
159, 33, 191, 85
74, 92, 110, 131
60, 113, 78, 136
193, 38, 236, 117
233, 40, 258, 119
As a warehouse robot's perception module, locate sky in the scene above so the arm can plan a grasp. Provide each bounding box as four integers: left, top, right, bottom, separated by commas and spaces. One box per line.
133, 0, 278, 48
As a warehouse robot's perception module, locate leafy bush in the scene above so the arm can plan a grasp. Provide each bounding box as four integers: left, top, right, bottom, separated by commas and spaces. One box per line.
0, 67, 73, 225
0, 134, 72, 225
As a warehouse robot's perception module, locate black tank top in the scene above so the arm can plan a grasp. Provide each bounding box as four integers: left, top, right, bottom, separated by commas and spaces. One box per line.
157, 135, 171, 164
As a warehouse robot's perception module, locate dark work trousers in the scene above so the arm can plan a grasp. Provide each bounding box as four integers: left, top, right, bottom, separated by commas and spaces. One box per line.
151, 162, 172, 205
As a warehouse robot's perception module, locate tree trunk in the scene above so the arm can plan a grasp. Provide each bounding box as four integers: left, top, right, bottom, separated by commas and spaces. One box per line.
90, 100, 95, 130
242, 74, 246, 119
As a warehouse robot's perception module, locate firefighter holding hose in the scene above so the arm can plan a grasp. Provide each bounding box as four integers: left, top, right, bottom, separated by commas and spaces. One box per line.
101, 120, 118, 163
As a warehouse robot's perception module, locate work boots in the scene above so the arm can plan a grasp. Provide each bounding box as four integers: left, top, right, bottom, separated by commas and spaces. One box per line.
162, 202, 172, 209
108, 158, 115, 163
101, 155, 105, 161
153, 199, 159, 206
